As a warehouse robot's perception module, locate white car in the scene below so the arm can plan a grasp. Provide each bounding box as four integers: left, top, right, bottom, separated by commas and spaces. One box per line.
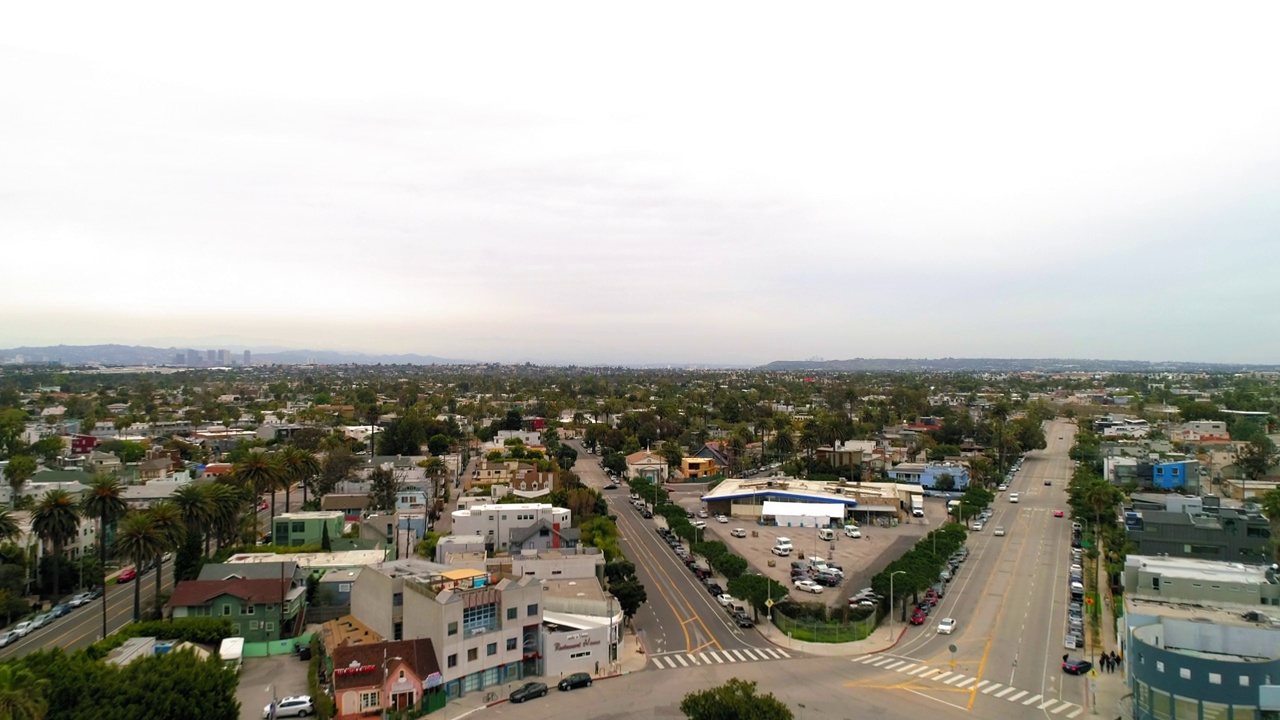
698, 509, 708, 518
717, 594, 736, 607
692, 520, 707, 529
68, 592, 92, 608
264, 695, 315, 718
1070, 564, 1083, 575
1009, 493, 1019, 503
994, 527, 1005, 536
730, 528, 747, 538
715, 514, 729, 523
971, 521, 984, 531
0, 631, 19, 648
12, 621, 33, 638
998, 484, 1008, 492
794, 579, 824, 594
937, 618, 957, 635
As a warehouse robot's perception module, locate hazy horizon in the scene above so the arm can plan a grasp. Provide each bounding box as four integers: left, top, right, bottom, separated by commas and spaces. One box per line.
4, 3, 1280, 365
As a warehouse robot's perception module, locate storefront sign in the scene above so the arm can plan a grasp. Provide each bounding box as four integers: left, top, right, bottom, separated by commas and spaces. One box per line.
335, 664, 376, 677
553, 636, 602, 652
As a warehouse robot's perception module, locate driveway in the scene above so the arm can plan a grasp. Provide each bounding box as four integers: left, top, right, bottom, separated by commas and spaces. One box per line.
238, 653, 312, 720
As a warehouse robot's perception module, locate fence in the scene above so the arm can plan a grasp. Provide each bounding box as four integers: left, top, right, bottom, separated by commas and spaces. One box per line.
244, 631, 315, 658
770, 609, 876, 644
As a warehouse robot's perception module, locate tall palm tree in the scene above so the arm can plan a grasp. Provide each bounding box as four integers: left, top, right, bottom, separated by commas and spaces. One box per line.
773, 427, 795, 463
3, 455, 36, 509
81, 473, 127, 639
279, 446, 321, 512
32, 488, 80, 601
233, 450, 281, 540
113, 512, 165, 622
146, 501, 185, 618
0, 509, 18, 544
799, 422, 819, 472
207, 482, 246, 550
0, 663, 49, 720
172, 483, 214, 554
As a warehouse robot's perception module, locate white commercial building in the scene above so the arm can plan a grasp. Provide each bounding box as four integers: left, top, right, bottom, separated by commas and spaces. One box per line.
450, 504, 571, 553
761, 501, 845, 528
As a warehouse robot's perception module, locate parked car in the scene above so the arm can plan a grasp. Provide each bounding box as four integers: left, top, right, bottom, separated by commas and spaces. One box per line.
557, 673, 592, 691
971, 521, 984, 532
1064, 633, 1083, 649
51, 604, 71, 618
263, 696, 314, 718
698, 510, 708, 518
31, 613, 53, 630
715, 514, 728, 523
794, 580, 824, 594
117, 567, 138, 583
643, 510, 653, 518
844, 525, 861, 538
734, 612, 754, 628
12, 621, 33, 638
87, 586, 103, 600
509, 682, 549, 703
1062, 658, 1093, 675
706, 584, 723, 596
68, 592, 92, 608
0, 631, 18, 648
936, 618, 957, 635
910, 609, 927, 625
717, 594, 736, 608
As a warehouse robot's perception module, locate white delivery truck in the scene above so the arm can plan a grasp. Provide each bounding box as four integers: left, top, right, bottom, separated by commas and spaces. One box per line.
219, 636, 244, 673
911, 496, 925, 517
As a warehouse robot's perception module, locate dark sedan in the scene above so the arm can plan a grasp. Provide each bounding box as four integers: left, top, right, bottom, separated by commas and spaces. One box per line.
558, 672, 592, 691
509, 682, 548, 703
1062, 658, 1093, 675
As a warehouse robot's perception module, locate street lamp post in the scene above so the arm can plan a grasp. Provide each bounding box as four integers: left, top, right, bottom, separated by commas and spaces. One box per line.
889, 570, 906, 639
382, 653, 405, 720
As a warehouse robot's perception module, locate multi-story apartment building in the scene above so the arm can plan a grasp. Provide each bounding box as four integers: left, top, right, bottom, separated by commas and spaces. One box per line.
1125, 496, 1272, 564
450, 504, 571, 553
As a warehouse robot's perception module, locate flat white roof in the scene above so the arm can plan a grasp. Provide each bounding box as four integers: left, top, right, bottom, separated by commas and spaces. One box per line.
762, 501, 844, 518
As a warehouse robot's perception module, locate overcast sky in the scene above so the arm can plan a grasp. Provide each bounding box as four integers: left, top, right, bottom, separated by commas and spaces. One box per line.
2, 2, 1279, 365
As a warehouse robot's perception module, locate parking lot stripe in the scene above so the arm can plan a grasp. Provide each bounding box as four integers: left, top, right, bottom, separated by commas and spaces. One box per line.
1067, 709, 1083, 718
909, 666, 932, 676
1022, 694, 1042, 706
1007, 691, 1028, 702
674, 655, 689, 667
944, 675, 967, 686
1051, 701, 1073, 714
995, 687, 1015, 698
982, 683, 1003, 694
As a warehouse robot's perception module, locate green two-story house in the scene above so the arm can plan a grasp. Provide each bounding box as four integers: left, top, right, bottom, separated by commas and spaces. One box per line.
273, 510, 345, 547
167, 576, 306, 642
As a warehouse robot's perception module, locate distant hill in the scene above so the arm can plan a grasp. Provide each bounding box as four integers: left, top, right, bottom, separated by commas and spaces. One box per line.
0, 344, 473, 367
756, 357, 1280, 373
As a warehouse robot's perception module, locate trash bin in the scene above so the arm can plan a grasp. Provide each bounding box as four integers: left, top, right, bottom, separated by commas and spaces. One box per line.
299, 646, 312, 661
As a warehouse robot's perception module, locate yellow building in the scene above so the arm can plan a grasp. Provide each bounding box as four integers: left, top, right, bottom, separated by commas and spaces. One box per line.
681, 457, 719, 480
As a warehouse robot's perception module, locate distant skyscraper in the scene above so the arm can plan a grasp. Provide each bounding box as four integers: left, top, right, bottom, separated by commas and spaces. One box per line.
243, 349, 252, 366
206, 349, 216, 363
174, 353, 185, 365
186, 349, 200, 366
217, 349, 229, 364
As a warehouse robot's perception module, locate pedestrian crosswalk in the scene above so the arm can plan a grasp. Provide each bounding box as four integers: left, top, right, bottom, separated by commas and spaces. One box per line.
852, 654, 1084, 718
651, 646, 791, 669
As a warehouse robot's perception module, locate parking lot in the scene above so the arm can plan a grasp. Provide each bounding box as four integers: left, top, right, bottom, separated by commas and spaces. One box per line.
675, 496, 948, 607
237, 653, 312, 720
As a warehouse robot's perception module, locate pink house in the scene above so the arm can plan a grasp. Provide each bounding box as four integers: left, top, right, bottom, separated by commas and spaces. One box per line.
331, 638, 442, 719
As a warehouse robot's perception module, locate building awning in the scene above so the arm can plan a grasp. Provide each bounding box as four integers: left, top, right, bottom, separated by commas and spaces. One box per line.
761, 501, 844, 519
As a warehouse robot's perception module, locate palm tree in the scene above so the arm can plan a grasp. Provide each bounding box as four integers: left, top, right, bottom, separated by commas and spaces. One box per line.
113, 512, 165, 622
81, 473, 127, 638
279, 446, 321, 511
32, 488, 80, 600
3, 455, 36, 509
772, 427, 795, 462
172, 483, 214, 555
207, 482, 246, 550
147, 501, 185, 619
233, 450, 281, 540
0, 509, 18, 544
0, 663, 49, 720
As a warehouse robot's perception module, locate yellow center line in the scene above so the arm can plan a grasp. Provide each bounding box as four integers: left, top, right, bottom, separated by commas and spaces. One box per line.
612, 504, 695, 651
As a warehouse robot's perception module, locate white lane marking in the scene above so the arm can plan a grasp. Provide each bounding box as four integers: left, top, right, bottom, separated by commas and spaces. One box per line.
1067, 709, 1083, 718
674, 654, 689, 667
732, 650, 749, 662
982, 683, 1003, 694
698, 653, 711, 664
1008, 690, 1028, 702
910, 666, 933, 677
764, 648, 783, 660
944, 675, 967, 686
706, 651, 722, 663
871, 656, 894, 667
995, 686, 1015, 698
1022, 694, 1042, 706
740, 649, 759, 661
858, 655, 879, 664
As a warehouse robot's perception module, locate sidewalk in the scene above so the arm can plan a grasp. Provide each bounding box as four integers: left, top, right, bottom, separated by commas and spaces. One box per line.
1090, 537, 1130, 719
756, 614, 905, 657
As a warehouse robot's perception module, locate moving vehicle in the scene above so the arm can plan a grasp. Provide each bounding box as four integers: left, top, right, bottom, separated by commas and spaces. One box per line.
510, 682, 549, 703
1062, 658, 1093, 675
1054, 510, 1065, 518
730, 528, 746, 538
733, 612, 754, 628
817, 528, 834, 541
844, 525, 861, 538
1009, 493, 1019, 503
794, 580, 823, 594
558, 673, 592, 691
911, 496, 925, 517
262, 695, 314, 718
994, 526, 1005, 536
117, 567, 138, 582
716, 514, 729, 523
937, 618, 957, 634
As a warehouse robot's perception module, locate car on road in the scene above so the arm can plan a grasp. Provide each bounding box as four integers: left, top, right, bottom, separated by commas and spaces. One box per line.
87, 586, 103, 600
0, 631, 18, 648
733, 612, 754, 628
971, 521, 984, 531
936, 618, 957, 635
1045, 479, 1052, 486
1062, 658, 1093, 675
68, 592, 92, 608
258, 501, 269, 511
117, 567, 138, 583
910, 609, 927, 625
794, 580, 823, 594
263, 695, 314, 718
1054, 510, 1065, 518
603, 484, 618, 490
997, 483, 1008, 492
994, 526, 1005, 536
12, 621, 33, 638
51, 603, 71, 618
510, 682, 549, 703
1064, 633, 1082, 649
698, 509, 708, 518
643, 510, 653, 518
558, 672, 592, 691
717, 594, 736, 607
692, 520, 707, 529
715, 514, 728, 523
31, 613, 53, 630
1009, 493, 1019, 503
706, 584, 724, 596
730, 528, 746, 538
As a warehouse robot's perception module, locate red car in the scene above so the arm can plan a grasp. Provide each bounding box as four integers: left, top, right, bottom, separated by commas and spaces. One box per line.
1054, 510, 1065, 518
258, 501, 269, 511
923, 590, 939, 606
117, 567, 137, 583
910, 609, 927, 625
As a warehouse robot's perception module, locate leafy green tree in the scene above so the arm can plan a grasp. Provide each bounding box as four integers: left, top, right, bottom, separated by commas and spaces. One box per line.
1237, 437, 1278, 499
725, 574, 787, 618
81, 473, 127, 633
427, 434, 450, 456
3, 455, 36, 509
0, 662, 49, 720
368, 467, 398, 512
610, 578, 647, 621
33, 488, 79, 600
604, 559, 636, 586
96, 439, 146, 464
0, 408, 29, 459
0, 510, 18, 544
414, 531, 442, 559
28, 437, 65, 466
680, 678, 792, 720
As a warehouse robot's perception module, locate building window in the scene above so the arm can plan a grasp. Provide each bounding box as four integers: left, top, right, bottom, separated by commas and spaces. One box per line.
339, 583, 351, 593
1240, 675, 1250, 686
463, 602, 498, 633
1208, 673, 1222, 685
507, 608, 516, 621
359, 691, 379, 710
467, 648, 478, 662
1179, 667, 1190, 680
487, 643, 497, 656
570, 650, 591, 659
292, 522, 305, 533
506, 638, 517, 651
447, 654, 457, 668
223, 606, 232, 616
448, 622, 458, 636
393, 593, 403, 607
526, 603, 537, 617
1155, 661, 1164, 673
243, 605, 255, 616
249, 621, 259, 630
265, 622, 275, 632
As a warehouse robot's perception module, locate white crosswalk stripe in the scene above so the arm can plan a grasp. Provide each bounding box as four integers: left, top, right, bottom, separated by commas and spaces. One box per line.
884, 660, 905, 671
858, 655, 879, 664
1022, 694, 1042, 706
910, 666, 932, 676
777, 649, 791, 658
1067, 709, 1083, 718
650, 646, 798, 671
899, 664, 919, 674
995, 687, 1015, 698
944, 675, 967, 686
1051, 701, 1073, 714
934, 672, 954, 683
1007, 691, 1028, 702
871, 657, 894, 667
956, 678, 976, 689
982, 683, 1003, 694
1038, 699, 1058, 710
975, 680, 991, 690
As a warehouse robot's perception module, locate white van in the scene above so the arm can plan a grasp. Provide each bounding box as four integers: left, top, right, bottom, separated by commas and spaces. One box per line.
219, 637, 244, 673
844, 525, 861, 538
1009, 493, 1019, 503
772, 537, 793, 556
818, 528, 835, 541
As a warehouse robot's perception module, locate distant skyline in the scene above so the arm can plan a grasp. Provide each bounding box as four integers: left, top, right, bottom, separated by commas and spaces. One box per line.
3, 3, 1280, 365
